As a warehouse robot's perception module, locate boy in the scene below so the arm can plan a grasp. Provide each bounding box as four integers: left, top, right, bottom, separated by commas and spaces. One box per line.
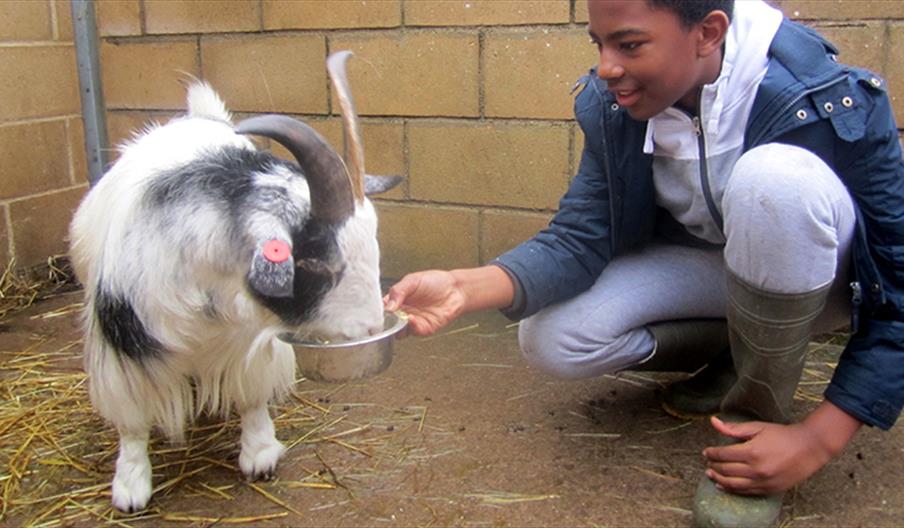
384, 1, 903, 526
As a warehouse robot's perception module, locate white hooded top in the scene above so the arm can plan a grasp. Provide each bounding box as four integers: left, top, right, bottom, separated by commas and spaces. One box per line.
643, 0, 784, 244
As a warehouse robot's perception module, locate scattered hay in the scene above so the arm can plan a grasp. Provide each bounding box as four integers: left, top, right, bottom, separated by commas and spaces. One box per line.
160, 511, 289, 524
0, 256, 78, 322
0, 293, 416, 527
794, 339, 847, 403
0, 333, 322, 526
464, 491, 559, 505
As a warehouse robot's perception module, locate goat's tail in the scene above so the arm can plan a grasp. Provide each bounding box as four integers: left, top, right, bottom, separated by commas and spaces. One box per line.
186, 82, 232, 124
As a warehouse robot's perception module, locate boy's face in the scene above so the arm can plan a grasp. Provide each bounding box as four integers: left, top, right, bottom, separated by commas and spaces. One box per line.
587, 0, 715, 120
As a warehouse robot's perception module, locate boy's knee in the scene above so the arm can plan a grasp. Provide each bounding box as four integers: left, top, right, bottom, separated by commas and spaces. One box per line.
518, 316, 580, 379
518, 313, 646, 380
519, 315, 613, 380
726, 144, 829, 206
724, 143, 842, 234
723, 143, 853, 292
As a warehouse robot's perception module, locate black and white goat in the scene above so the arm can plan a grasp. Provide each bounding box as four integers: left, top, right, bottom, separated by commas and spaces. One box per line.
68, 52, 400, 512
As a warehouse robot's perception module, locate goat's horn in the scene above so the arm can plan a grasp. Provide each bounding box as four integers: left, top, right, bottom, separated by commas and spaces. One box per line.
235, 115, 354, 225
326, 51, 365, 203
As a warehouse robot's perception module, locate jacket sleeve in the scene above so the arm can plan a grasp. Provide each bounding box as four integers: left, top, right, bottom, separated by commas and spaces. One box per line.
492, 85, 614, 320
824, 76, 904, 430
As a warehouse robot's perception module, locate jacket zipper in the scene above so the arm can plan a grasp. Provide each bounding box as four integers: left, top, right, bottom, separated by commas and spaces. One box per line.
594, 78, 617, 254
600, 120, 617, 253
692, 115, 724, 233
849, 280, 862, 333
747, 74, 848, 147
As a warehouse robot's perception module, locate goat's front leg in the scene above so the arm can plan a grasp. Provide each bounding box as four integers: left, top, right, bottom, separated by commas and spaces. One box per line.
238, 404, 285, 480
111, 430, 153, 513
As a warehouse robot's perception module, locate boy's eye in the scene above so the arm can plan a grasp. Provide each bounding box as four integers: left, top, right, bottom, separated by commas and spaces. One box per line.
619, 41, 642, 51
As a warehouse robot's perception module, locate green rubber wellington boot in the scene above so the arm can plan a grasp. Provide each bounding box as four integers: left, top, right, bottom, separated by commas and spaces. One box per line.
660, 350, 736, 419
635, 320, 734, 418
692, 271, 831, 528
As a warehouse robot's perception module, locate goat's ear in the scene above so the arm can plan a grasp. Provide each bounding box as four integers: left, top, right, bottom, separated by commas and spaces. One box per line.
247, 240, 294, 298
364, 174, 403, 196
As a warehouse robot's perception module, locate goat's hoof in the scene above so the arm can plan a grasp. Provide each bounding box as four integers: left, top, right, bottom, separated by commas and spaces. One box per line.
111, 472, 152, 513
239, 441, 285, 481
246, 468, 276, 482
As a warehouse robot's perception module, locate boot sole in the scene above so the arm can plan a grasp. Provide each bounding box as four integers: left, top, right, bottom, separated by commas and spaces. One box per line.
660, 400, 711, 421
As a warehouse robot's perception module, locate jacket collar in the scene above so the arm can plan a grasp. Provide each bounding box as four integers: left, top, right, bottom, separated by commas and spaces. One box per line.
767, 18, 841, 88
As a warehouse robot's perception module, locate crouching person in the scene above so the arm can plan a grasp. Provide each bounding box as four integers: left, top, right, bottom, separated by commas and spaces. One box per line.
384, 0, 904, 526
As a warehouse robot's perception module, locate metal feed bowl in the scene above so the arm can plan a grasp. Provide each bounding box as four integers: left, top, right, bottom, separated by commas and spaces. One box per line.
279, 311, 408, 382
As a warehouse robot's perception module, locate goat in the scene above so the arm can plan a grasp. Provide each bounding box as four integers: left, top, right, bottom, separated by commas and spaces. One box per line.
68, 51, 400, 512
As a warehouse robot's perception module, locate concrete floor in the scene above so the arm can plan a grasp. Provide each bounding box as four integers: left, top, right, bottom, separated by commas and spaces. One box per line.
2, 293, 903, 527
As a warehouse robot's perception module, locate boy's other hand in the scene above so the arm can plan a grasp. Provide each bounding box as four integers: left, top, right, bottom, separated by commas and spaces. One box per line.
384, 270, 466, 337
702, 401, 861, 496
701, 416, 832, 495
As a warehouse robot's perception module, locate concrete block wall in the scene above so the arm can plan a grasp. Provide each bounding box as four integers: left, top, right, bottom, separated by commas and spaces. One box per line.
1, 0, 901, 281
0, 0, 87, 271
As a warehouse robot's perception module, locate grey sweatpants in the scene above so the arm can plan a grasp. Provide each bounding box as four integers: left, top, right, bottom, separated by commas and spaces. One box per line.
519, 144, 857, 379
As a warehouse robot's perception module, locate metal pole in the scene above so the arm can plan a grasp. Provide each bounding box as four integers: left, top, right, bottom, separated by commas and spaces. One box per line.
71, 0, 109, 185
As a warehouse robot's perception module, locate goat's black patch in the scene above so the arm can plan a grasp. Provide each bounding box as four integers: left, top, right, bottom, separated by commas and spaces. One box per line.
145, 146, 294, 212
249, 219, 344, 325
248, 256, 294, 298
144, 145, 345, 326
144, 146, 300, 252
95, 288, 163, 361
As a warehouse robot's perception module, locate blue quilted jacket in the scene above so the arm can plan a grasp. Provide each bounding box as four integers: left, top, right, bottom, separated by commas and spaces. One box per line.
495, 19, 904, 430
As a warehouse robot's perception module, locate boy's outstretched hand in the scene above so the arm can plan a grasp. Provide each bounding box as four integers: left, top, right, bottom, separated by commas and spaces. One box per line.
384, 265, 516, 338
383, 270, 467, 337
702, 401, 862, 495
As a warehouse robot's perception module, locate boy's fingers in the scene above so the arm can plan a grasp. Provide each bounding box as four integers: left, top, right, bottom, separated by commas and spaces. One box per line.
706, 461, 754, 479
703, 443, 751, 464
710, 415, 763, 441
384, 278, 416, 311
706, 470, 761, 495
407, 317, 435, 337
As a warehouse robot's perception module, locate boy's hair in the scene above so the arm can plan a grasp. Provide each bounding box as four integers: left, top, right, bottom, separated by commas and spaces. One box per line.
647, 0, 734, 28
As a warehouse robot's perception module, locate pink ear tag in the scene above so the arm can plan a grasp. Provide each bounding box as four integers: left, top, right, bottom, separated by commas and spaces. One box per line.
262, 239, 291, 263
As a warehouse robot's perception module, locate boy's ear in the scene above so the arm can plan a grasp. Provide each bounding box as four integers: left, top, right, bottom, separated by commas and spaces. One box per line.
697, 10, 730, 59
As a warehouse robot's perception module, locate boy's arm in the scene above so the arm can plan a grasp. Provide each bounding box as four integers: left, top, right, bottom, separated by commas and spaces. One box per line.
493, 85, 617, 320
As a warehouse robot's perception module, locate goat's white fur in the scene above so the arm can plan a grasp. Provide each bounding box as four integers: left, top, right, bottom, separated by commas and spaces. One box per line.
70, 82, 385, 512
